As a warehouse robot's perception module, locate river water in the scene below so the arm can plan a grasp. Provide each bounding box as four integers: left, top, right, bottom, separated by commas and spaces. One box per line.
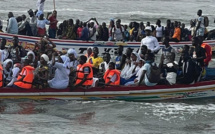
0, 0, 215, 134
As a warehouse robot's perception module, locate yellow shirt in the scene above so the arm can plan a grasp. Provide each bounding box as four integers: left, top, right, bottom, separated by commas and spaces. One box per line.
129, 28, 134, 36
88, 56, 103, 68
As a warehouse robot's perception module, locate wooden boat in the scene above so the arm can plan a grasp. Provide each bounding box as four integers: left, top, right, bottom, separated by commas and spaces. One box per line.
1, 80, 215, 101
1, 32, 215, 55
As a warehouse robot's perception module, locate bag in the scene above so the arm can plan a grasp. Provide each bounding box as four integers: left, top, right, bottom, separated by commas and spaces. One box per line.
203, 16, 209, 27
147, 63, 161, 83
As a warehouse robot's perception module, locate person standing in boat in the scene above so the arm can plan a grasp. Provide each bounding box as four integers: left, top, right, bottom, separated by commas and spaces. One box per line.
89, 21, 97, 41
138, 26, 160, 54
101, 22, 109, 41
155, 19, 164, 42
27, 9, 37, 36
0, 38, 9, 63
66, 19, 76, 40
79, 22, 89, 41
170, 21, 181, 42
115, 45, 126, 70
48, 10, 58, 38
195, 9, 205, 37
8, 36, 25, 63
114, 20, 125, 41
164, 20, 173, 38
7, 12, 18, 34
37, 13, 50, 37
108, 19, 115, 41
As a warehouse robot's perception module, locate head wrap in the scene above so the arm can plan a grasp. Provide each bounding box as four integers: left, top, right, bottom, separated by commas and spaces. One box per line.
41, 54, 49, 62
27, 51, 35, 62
131, 52, 141, 62
3, 59, 13, 69
67, 48, 78, 58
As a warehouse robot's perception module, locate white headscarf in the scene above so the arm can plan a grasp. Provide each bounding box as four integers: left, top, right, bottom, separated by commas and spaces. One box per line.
67, 48, 78, 58
131, 52, 141, 62
41, 54, 49, 62
3, 59, 13, 69
27, 51, 35, 62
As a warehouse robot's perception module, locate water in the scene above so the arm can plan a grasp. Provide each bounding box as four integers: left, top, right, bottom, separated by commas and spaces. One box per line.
1, 0, 215, 133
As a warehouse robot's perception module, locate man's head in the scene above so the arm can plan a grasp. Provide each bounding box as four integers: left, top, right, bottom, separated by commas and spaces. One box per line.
192, 37, 200, 47
156, 19, 161, 26
28, 9, 34, 17
197, 9, 202, 16
141, 45, 148, 55
145, 26, 152, 36
8, 12, 14, 18
12, 36, 19, 47
145, 52, 154, 61
103, 53, 111, 62
79, 55, 87, 64
52, 10, 57, 17
108, 62, 115, 70
174, 21, 178, 28
93, 47, 99, 56
0, 38, 6, 50
163, 37, 170, 47
117, 45, 124, 55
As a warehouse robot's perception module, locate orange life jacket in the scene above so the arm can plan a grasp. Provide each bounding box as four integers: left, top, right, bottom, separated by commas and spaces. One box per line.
75, 63, 93, 86
0, 64, 3, 87
14, 65, 35, 89
201, 43, 212, 66
103, 69, 120, 85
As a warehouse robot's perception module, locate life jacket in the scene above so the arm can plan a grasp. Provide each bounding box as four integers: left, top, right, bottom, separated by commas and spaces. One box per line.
201, 43, 212, 66
75, 63, 93, 86
14, 65, 35, 89
0, 64, 3, 87
103, 69, 120, 85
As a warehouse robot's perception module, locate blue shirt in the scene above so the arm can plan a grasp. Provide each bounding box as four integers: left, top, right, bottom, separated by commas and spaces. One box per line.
80, 27, 89, 41
7, 17, 18, 34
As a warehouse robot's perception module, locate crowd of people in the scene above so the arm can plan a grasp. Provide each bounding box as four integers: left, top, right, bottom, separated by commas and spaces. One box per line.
0, 0, 212, 90
0, 0, 210, 42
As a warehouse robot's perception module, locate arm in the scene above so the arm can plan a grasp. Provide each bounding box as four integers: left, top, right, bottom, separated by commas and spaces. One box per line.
7, 18, 12, 33
152, 37, 160, 53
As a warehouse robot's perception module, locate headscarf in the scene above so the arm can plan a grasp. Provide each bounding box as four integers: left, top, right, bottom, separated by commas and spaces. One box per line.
41, 54, 49, 62
67, 48, 78, 58
60, 55, 70, 68
27, 51, 35, 62
3, 59, 13, 69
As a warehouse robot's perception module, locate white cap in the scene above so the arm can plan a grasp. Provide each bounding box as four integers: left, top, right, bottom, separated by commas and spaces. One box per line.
145, 26, 152, 31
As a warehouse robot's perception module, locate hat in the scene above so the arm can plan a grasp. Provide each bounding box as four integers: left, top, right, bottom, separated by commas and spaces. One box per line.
145, 26, 152, 31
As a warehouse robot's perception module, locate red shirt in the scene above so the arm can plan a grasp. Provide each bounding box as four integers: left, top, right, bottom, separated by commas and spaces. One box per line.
77, 27, 83, 38
49, 15, 57, 29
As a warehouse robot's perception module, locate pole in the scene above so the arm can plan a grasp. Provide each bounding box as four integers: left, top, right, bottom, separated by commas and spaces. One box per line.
53, 0, 56, 10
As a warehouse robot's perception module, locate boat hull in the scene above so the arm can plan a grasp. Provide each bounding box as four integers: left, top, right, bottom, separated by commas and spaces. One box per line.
0, 81, 215, 101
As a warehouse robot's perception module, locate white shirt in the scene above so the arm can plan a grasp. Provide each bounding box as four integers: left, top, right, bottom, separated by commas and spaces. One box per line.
114, 26, 124, 41
0, 49, 9, 63
139, 36, 160, 53
197, 16, 205, 29
89, 27, 96, 41
156, 26, 163, 38
7, 67, 20, 86
37, 0, 45, 11
99, 61, 109, 70
48, 62, 70, 89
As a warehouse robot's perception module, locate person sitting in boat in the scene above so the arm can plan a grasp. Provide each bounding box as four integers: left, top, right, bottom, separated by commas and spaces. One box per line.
88, 47, 103, 76
103, 62, 120, 86
115, 45, 126, 70
37, 13, 50, 37
13, 59, 35, 89
36, 37, 56, 54
67, 49, 79, 86
139, 26, 160, 54
139, 45, 149, 60
85, 47, 93, 60
120, 52, 141, 85
138, 52, 159, 86
3, 59, 13, 86
190, 37, 206, 82
8, 36, 25, 63
170, 21, 181, 42
99, 53, 111, 75
124, 58, 144, 86
33, 54, 49, 89
6, 63, 21, 87
22, 50, 36, 67
177, 51, 196, 84
73, 55, 93, 89
76, 22, 83, 39
65, 19, 76, 40
48, 53, 70, 89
